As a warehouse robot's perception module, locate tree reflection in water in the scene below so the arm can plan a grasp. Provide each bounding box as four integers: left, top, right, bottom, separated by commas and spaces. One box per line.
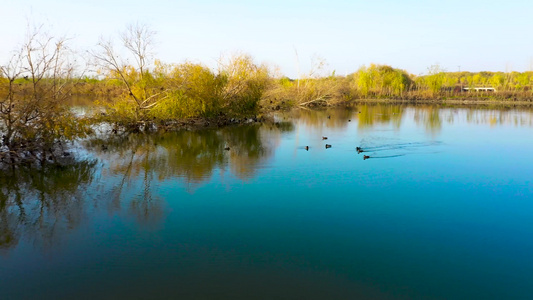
295, 103, 533, 134
0, 160, 97, 251
89, 123, 284, 186
413, 105, 442, 135
90, 123, 285, 222
0, 123, 287, 251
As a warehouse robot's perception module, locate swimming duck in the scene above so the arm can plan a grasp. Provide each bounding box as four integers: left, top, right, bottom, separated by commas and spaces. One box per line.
305, 146, 309, 151
322, 136, 328, 140
325, 144, 332, 149
363, 155, 370, 160
224, 146, 230, 151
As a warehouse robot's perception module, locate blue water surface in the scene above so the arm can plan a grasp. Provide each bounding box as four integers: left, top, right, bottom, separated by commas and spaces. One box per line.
1, 104, 532, 299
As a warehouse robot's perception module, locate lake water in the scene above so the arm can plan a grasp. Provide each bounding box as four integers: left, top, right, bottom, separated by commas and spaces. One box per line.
1, 104, 533, 299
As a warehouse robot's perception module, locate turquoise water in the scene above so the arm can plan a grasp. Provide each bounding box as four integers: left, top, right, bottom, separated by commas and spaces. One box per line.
1, 104, 533, 299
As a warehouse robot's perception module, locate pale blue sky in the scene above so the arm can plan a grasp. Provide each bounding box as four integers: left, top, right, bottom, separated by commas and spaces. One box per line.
2, 0, 532, 77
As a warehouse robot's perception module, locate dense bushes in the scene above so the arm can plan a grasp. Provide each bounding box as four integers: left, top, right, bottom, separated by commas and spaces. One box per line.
96, 55, 268, 127
355, 64, 412, 97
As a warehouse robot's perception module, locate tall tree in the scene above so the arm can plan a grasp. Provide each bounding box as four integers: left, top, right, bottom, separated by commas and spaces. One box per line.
92, 23, 165, 125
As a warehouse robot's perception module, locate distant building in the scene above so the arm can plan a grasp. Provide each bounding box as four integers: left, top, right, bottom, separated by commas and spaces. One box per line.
462, 87, 496, 92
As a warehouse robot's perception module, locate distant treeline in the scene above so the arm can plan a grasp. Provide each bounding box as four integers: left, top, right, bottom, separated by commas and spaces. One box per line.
264, 64, 533, 109
65, 63, 533, 113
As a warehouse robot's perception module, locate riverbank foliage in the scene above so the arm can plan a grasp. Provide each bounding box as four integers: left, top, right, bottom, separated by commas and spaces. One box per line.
78, 63, 533, 112
2, 23, 533, 167
259, 64, 533, 110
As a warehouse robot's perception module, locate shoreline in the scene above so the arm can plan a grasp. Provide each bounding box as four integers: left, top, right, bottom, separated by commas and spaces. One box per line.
188, 99, 533, 130
337, 98, 533, 107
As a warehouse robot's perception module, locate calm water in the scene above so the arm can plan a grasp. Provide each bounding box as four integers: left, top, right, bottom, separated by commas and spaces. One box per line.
1, 104, 533, 299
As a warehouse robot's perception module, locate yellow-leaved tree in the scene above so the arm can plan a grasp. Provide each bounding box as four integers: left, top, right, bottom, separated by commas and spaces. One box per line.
217, 53, 269, 115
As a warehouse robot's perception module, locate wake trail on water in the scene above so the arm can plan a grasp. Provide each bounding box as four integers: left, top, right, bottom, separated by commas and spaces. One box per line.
364, 154, 406, 159
358, 140, 443, 160
358, 141, 442, 152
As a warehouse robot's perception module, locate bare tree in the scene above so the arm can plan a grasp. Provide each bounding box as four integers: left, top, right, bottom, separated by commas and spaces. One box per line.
92, 23, 163, 119
297, 55, 339, 107
121, 23, 155, 80
0, 25, 88, 167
